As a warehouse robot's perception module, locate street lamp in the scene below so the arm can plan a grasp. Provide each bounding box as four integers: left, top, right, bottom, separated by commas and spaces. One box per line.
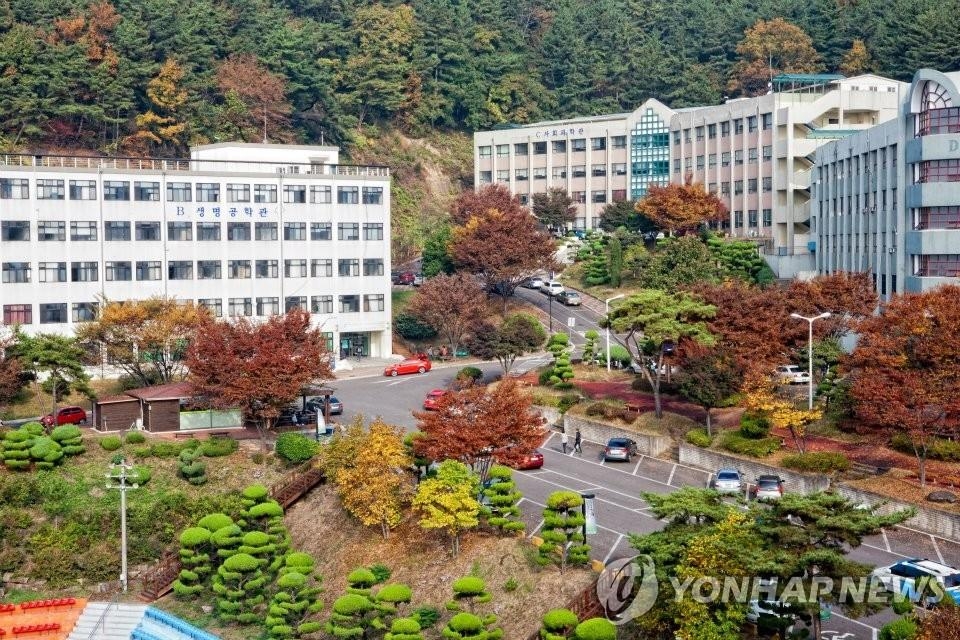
605, 294, 625, 371
789, 312, 831, 410
106, 460, 140, 592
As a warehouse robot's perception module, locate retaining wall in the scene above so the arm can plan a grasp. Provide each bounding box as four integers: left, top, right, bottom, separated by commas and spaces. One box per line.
678, 443, 832, 494
835, 485, 960, 541
563, 414, 671, 457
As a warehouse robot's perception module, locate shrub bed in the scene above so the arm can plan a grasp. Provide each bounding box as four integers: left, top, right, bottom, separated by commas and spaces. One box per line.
201, 436, 238, 458
275, 433, 319, 464
890, 432, 960, 461
781, 452, 850, 473
685, 429, 712, 448
100, 435, 123, 451
720, 432, 781, 458
125, 431, 147, 444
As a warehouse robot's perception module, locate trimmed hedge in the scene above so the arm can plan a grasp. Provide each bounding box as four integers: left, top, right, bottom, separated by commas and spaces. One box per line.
274, 433, 319, 464
574, 618, 617, 640
201, 436, 238, 457
685, 429, 712, 448
125, 431, 147, 444
456, 366, 483, 382
100, 436, 123, 451
781, 452, 850, 473
721, 432, 781, 458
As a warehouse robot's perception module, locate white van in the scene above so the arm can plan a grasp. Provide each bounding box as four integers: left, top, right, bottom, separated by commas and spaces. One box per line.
540, 281, 565, 296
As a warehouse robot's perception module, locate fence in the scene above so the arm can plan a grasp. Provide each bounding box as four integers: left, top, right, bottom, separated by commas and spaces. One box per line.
178, 409, 243, 430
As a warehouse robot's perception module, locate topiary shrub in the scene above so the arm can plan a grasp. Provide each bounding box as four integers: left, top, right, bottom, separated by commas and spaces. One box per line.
100, 435, 122, 451
50, 424, 84, 456
386, 617, 423, 640
346, 567, 378, 597
265, 551, 324, 640
541, 608, 579, 640
275, 433, 319, 464
480, 465, 525, 534
197, 513, 234, 532
447, 576, 493, 613
125, 431, 146, 444
214, 552, 267, 624
178, 447, 208, 485
456, 366, 483, 384
174, 527, 212, 598
879, 618, 918, 640
686, 429, 713, 448
210, 524, 244, 560
537, 491, 589, 571
201, 436, 238, 457
29, 436, 64, 469
327, 593, 376, 638
781, 452, 850, 473
574, 617, 617, 640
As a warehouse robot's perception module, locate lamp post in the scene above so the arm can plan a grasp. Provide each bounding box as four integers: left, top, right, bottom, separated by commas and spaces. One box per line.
106, 460, 140, 592
789, 312, 831, 410
605, 294, 625, 371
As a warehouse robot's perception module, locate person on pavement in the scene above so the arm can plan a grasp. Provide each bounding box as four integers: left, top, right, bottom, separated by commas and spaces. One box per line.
574, 429, 583, 455
560, 429, 569, 454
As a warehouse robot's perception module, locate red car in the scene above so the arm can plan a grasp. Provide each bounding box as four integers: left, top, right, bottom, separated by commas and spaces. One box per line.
384, 358, 432, 377
422, 389, 448, 410
506, 450, 544, 470
41, 406, 88, 427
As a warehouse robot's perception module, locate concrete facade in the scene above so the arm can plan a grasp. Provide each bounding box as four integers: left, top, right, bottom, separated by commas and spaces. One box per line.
0, 143, 393, 359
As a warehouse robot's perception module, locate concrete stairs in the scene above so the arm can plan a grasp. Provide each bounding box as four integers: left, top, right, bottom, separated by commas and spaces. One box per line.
66, 602, 148, 640
133, 608, 220, 640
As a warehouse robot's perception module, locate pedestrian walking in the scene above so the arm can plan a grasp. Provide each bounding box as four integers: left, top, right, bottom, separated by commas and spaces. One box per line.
560, 429, 569, 454
574, 428, 583, 455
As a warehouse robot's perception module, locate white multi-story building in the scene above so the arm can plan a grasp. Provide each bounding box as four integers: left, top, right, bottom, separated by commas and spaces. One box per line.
0, 143, 393, 359
813, 69, 960, 299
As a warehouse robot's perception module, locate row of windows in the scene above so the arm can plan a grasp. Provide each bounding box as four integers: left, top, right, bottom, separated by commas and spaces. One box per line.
916, 107, 960, 137
913, 207, 960, 230
2, 294, 386, 325
673, 147, 773, 172
674, 114, 773, 144
2, 258, 385, 283
479, 137, 628, 158
706, 177, 773, 195
0, 179, 384, 205
731, 209, 774, 228
481, 163, 629, 183
916, 159, 960, 183
914, 254, 960, 277
0, 221, 384, 242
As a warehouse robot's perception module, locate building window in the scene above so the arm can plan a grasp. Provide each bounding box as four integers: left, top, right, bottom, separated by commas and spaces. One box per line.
335, 185, 361, 204
3, 304, 31, 325
572, 191, 586, 203
612, 135, 627, 149
734, 211, 743, 227
696, 156, 705, 170
256, 297, 279, 316
71, 261, 98, 282
518, 194, 529, 205
227, 184, 250, 202
37, 179, 65, 200
254, 184, 277, 203
39, 303, 67, 324
311, 259, 332, 277
282, 184, 306, 204
363, 258, 384, 276
168, 261, 192, 280
311, 295, 333, 314
533, 167, 547, 180
569, 139, 585, 152
363, 223, 384, 241
763, 209, 772, 227
339, 295, 360, 313
591, 190, 606, 204
553, 140, 567, 153
478, 146, 491, 158
552, 167, 567, 179
708, 154, 717, 168
38, 220, 65, 241
734, 119, 744, 134
721, 152, 731, 167
361, 186, 383, 204
168, 182, 191, 202
197, 260, 221, 280
255, 222, 277, 241
198, 299, 222, 317
2, 262, 30, 283
591, 164, 606, 177
167, 221, 192, 241
748, 178, 758, 193
285, 259, 308, 278
748, 148, 758, 164
612, 163, 627, 176
612, 189, 627, 202
228, 260, 251, 279
914, 206, 960, 230
338, 259, 359, 277
673, 159, 681, 174
683, 129, 691, 143
136, 261, 161, 281
721, 121, 730, 137
0, 178, 29, 199
479, 171, 492, 183
496, 170, 509, 182
762, 113, 773, 130
917, 159, 960, 183
69, 180, 97, 200
256, 260, 278, 278
283, 222, 306, 241
748, 210, 758, 227
196, 222, 221, 241
762, 177, 772, 192
105, 261, 132, 281
307, 185, 330, 203
133, 182, 160, 202
533, 142, 546, 155
496, 144, 509, 157
707, 124, 717, 139
592, 137, 607, 151
364, 294, 385, 312
515, 143, 528, 155
197, 183, 220, 202
229, 298, 253, 317
338, 222, 359, 241
762, 145, 772, 160
227, 222, 250, 241
748, 115, 758, 132
721, 182, 730, 195
695, 127, 704, 141
38, 262, 67, 283
915, 254, 960, 277
572, 165, 586, 178
133, 221, 160, 241
917, 107, 960, 136
734, 180, 743, 195
310, 222, 332, 241
104, 221, 131, 241
285, 296, 307, 312
672, 131, 681, 145
102, 181, 129, 201
734, 150, 743, 166
515, 168, 528, 181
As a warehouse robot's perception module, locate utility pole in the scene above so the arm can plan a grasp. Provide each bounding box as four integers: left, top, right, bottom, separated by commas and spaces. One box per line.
106, 460, 140, 592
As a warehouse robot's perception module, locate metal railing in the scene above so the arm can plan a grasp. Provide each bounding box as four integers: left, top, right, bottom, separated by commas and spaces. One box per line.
86, 592, 122, 640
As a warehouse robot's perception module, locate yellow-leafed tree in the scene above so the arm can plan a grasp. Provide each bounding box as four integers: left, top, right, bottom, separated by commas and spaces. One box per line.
127, 59, 189, 152
742, 374, 822, 454
334, 419, 413, 539
412, 460, 480, 557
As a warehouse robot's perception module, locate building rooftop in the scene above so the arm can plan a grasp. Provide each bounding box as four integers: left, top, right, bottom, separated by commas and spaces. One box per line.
124, 381, 195, 401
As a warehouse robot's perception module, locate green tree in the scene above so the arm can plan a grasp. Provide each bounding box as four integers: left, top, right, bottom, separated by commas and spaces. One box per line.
582, 330, 599, 366
412, 460, 480, 557
540, 609, 579, 640
537, 491, 589, 573
12, 332, 94, 428
637, 236, 723, 291
479, 465, 524, 534
675, 348, 742, 436
598, 200, 657, 235
466, 313, 546, 376
706, 235, 775, 286
421, 226, 455, 278
607, 235, 623, 288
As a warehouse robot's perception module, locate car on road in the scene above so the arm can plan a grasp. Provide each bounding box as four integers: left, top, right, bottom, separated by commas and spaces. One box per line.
422, 389, 448, 410
540, 281, 565, 296
774, 365, 811, 385
871, 558, 960, 603
41, 406, 88, 427
505, 450, 544, 470
603, 437, 639, 462
384, 357, 432, 377
524, 277, 546, 290
556, 291, 582, 306
412, 274, 424, 286
306, 396, 343, 416
751, 475, 785, 501
710, 468, 744, 494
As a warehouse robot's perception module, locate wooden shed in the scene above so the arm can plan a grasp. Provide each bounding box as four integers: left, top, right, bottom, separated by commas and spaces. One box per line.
94, 381, 195, 433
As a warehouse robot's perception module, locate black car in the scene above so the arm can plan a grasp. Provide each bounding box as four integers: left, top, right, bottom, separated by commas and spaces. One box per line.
306, 396, 343, 416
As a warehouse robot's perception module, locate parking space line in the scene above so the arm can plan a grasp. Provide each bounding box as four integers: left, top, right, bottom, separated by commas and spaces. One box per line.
667, 464, 677, 486
631, 457, 644, 476
829, 610, 880, 633
603, 535, 624, 564
531, 468, 650, 506
861, 541, 911, 559
540, 448, 676, 488
931, 535, 945, 564
520, 471, 651, 515
881, 530, 891, 553
519, 495, 628, 536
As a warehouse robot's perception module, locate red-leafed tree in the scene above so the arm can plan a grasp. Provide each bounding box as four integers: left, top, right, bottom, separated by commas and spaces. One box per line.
0, 329, 23, 412
450, 184, 523, 226
785, 271, 877, 339
408, 273, 488, 357
635, 181, 727, 234
186, 309, 332, 449
413, 379, 546, 468
846, 285, 960, 486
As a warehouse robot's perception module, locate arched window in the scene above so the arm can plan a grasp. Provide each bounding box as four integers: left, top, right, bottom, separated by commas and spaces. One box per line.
922, 81, 952, 111
916, 81, 959, 136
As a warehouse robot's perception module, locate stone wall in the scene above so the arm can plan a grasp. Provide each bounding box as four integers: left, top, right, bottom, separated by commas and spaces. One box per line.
563, 414, 671, 457
835, 485, 960, 541
678, 443, 832, 494
534, 405, 562, 427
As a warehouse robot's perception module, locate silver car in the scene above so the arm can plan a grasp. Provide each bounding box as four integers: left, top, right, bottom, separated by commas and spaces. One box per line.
751, 475, 785, 501
711, 468, 743, 494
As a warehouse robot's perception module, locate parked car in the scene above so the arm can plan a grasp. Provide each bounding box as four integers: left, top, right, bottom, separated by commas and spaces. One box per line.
745, 598, 796, 633
750, 475, 785, 501
603, 437, 639, 462
871, 559, 960, 604
524, 277, 546, 290
774, 365, 811, 385
306, 396, 343, 416
412, 274, 424, 286
505, 450, 544, 470
540, 281, 565, 296
422, 389, 448, 410
710, 468, 744, 494
384, 358, 432, 377
556, 291, 582, 306
41, 406, 88, 427
393, 271, 416, 285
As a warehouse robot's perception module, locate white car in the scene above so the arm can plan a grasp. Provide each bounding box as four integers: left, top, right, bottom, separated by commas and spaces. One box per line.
541, 281, 565, 296
745, 599, 795, 632
710, 469, 743, 494
871, 558, 960, 604
774, 365, 811, 385
525, 277, 545, 290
